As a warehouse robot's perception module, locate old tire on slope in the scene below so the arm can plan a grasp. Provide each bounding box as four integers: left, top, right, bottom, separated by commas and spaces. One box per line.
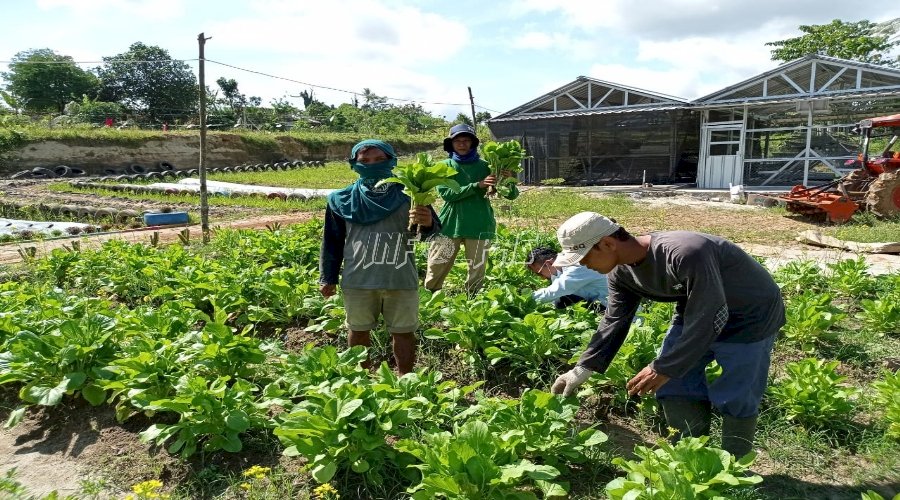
30, 167, 57, 179
866, 171, 900, 217
53, 165, 72, 177
842, 168, 873, 194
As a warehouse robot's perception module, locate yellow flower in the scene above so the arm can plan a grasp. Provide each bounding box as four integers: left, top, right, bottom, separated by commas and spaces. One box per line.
242, 465, 271, 480
129, 480, 171, 499
239, 482, 252, 490
313, 482, 340, 499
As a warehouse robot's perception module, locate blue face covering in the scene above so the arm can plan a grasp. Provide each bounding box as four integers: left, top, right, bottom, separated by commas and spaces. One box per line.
350, 159, 395, 179
451, 149, 480, 163
326, 141, 409, 225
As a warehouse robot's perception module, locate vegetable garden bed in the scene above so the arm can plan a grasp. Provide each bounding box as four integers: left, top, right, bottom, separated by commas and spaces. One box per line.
0, 221, 898, 499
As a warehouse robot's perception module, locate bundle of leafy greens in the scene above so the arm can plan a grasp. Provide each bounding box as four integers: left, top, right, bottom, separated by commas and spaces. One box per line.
481, 139, 527, 198
376, 153, 460, 231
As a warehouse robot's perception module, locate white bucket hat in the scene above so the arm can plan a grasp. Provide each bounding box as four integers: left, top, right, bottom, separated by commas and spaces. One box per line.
554, 212, 621, 267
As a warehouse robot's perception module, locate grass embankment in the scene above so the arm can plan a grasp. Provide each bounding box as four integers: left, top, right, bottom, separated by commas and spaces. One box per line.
0, 123, 442, 159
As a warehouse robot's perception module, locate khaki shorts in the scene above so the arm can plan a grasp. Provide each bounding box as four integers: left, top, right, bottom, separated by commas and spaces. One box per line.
342, 288, 419, 333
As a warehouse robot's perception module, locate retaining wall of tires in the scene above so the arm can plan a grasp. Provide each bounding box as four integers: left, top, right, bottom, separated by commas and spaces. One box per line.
1, 199, 144, 225
68, 160, 332, 200
0, 134, 438, 177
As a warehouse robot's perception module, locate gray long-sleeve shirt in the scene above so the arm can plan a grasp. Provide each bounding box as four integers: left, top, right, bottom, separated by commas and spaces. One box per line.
577, 231, 785, 379
319, 201, 440, 290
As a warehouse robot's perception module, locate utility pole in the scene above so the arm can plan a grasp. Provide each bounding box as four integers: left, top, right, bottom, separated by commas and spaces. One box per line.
468, 86, 477, 127
197, 32, 211, 243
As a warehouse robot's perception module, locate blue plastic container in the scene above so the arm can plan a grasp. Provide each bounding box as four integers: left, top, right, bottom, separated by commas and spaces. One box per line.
143, 211, 189, 226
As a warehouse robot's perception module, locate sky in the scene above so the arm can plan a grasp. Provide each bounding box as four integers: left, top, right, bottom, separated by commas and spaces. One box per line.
2, 0, 900, 119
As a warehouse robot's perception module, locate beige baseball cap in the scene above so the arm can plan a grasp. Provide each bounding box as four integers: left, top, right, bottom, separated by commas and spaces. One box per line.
554, 212, 621, 267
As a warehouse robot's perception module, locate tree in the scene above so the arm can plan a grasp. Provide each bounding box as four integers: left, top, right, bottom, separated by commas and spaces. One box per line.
1, 49, 99, 113
65, 95, 123, 124
1, 91, 26, 114
455, 113, 473, 126
214, 77, 261, 127
475, 111, 492, 124
361, 88, 389, 111
216, 77, 245, 111
766, 19, 900, 68
97, 42, 199, 121
297, 89, 316, 109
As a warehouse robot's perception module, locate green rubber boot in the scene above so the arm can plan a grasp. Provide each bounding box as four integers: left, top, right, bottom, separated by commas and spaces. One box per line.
660, 399, 712, 441
722, 415, 758, 459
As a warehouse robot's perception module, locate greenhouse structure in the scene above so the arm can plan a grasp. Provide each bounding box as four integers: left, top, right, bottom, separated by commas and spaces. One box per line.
488, 55, 900, 188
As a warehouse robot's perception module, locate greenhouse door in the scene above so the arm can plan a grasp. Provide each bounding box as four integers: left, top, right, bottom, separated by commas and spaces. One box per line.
699, 123, 743, 189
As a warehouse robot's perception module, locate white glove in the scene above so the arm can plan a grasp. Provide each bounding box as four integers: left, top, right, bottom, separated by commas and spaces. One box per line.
551, 365, 594, 396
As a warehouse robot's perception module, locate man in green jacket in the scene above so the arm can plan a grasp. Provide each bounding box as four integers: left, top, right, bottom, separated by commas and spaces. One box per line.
424, 124, 519, 293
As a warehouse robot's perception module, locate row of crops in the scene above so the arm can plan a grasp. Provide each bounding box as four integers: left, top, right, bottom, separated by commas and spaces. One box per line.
0, 221, 898, 498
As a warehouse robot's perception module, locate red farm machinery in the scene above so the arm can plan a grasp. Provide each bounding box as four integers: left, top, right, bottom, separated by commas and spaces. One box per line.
778, 113, 900, 223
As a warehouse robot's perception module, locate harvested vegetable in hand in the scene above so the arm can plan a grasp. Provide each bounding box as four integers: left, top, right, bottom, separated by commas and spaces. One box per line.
376, 153, 460, 231
481, 140, 527, 198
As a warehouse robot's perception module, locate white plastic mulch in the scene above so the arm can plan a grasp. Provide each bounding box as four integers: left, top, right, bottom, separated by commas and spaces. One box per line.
0, 218, 94, 236
151, 179, 334, 199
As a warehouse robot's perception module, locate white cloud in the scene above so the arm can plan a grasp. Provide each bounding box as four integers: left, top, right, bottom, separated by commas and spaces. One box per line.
588, 35, 778, 100
518, 0, 900, 39
512, 32, 563, 50
35, 0, 185, 21
203, 0, 467, 65
189, 0, 473, 113
587, 64, 700, 100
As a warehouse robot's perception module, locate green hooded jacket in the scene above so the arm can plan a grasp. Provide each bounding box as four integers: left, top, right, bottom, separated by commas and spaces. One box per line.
435, 158, 519, 240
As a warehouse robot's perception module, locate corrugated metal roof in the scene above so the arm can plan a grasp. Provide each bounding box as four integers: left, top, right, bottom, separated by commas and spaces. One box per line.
690, 88, 900, 108
694, 55, 900, 103
489, 89, 900, 123
489, 104, 689, 123
492, 76, 688, 120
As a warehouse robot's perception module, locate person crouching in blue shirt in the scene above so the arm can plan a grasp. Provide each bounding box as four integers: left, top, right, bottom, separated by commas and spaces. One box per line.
526, 246, 609, 312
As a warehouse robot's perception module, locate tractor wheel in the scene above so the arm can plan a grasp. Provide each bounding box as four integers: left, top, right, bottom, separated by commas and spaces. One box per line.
843, 168, 873, 193
866, 172, 900, 217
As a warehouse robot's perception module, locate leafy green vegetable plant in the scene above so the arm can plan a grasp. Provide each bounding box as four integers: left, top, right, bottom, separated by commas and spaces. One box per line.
773, 260, 827, 297
481, 140, 527, 198
376, 153, 459, 231
274, 377, 408, 485
460, 389, 607, 470
397, 420, 566, 499
855, 294, 900, 337
139, 375, 272, 457
605, 436, 762, 500
872, 369, 900, 440
767, 358, 857, 429
827, 256, 876, 299
782, 292, 845, 352
1, 302, 123, 427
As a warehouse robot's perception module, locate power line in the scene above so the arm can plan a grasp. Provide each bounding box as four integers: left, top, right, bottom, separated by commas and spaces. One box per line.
205, 59, 499, 112
0, 59, 200, 65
